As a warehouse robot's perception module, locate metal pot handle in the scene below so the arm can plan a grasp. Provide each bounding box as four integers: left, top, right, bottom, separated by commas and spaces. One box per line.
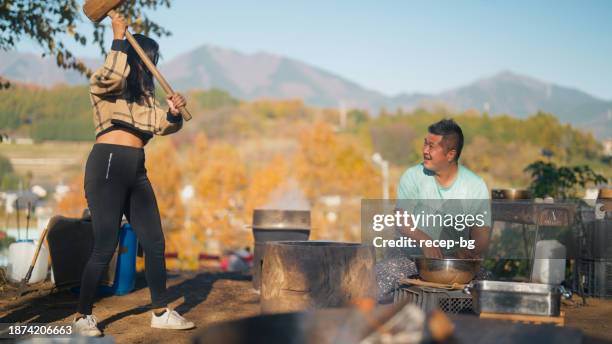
558, 285, 572, 299
463, 282, 474, 295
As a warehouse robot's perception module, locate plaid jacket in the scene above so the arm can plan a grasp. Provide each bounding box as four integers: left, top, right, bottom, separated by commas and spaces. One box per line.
90, 40, 182, 140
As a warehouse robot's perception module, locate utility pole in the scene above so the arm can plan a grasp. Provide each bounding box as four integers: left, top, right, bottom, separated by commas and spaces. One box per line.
372, 153, 389, 199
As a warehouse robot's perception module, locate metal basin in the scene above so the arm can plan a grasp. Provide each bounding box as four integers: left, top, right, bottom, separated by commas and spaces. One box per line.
415, 257, 481, 284
491, 189, 532, 200
469, 280, 561, 316
252, 209, 310, 229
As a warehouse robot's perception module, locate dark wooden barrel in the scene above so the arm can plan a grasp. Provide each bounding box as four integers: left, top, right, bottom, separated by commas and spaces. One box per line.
261, 241, 376, 314
192, 304, 409, 344
192, 309, 352, 344
253, 229, 309, 289
251, 209, 311, 290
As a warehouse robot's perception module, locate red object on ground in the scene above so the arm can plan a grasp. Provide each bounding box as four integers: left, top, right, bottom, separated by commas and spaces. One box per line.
219, 256, 230, 272
164, 252, 220, 260
242, 254, 254, 263
199, 253, 220, 260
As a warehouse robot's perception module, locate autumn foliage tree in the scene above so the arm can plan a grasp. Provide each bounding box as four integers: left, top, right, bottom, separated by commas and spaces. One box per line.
174, 132, 291, 260
191, 143, 248, 250
295, 122, 379, 199
243, 155, 289, 218
145, 139, 185, 233
295, 122, 380, 240
56, 173, 87, 218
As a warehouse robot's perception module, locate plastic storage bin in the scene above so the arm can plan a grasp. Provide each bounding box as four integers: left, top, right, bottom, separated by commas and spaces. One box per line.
7, 240, 49, 284
531, 240, 566, 285
72, 223, 138, 296
99, 223, 138, 295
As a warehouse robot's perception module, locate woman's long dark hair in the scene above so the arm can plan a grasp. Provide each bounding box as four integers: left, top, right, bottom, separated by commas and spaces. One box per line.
124, 34, 160, 104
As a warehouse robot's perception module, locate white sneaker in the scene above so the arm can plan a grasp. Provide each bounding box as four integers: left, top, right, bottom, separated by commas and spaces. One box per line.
72, 314, 102, 337
151, 308, 195, 330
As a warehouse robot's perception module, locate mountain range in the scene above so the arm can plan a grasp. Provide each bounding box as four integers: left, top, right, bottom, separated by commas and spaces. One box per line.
1, 45, 610, 139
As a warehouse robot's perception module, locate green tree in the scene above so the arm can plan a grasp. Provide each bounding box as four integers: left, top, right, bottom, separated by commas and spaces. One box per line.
0, 154, 19, 190
0, 84, 93, 139
191, 88, 238, 110
369, 122, 417, 166
524, 161, 607, 199
0, 0, 173, 88
347, 109, 369, 126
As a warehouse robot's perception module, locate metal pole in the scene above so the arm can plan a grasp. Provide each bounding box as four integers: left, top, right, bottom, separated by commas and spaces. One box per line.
382, 160, 389, 199
372, 153, 389, 199
16, 199, 20, 241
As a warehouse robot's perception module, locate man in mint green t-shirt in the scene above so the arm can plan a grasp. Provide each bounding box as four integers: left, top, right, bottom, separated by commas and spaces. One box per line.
396, 166, 491, 257
376, 119, 491, 302
396, 119, 491, 258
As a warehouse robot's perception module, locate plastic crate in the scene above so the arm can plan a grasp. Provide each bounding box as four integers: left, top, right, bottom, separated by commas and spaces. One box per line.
394, 285, 473, 314
579, 258, 612, 298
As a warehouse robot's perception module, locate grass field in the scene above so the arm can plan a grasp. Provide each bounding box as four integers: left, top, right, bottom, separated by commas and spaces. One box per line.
0, 136, 301, 190
0, 141, 93, 188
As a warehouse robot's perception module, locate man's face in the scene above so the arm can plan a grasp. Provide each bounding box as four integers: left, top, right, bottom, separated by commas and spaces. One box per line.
422, 133, 454, 171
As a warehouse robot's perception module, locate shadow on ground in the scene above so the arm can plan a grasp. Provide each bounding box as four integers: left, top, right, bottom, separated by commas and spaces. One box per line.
98, 271, 250, 330
0, 270, 251, 330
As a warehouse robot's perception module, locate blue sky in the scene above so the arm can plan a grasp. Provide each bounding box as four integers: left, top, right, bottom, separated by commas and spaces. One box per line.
16, 0, 612, 99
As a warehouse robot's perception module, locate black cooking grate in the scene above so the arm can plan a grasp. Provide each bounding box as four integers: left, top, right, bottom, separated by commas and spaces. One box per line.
394, 285, 474, 314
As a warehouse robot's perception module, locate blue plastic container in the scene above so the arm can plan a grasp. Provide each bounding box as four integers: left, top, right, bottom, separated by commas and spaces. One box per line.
72, 223, 138, 296
100, 223, 138, 295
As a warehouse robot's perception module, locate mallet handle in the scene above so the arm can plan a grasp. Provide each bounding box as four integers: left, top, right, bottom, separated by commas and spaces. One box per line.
15, 222, 51, 298
108, 10, 192, 121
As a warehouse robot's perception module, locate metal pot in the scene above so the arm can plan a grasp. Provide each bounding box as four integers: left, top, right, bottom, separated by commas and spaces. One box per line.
414, 257, 481, 284
598, 188, 612, 200
252, 209, 310, 229
491, 189, 532, 200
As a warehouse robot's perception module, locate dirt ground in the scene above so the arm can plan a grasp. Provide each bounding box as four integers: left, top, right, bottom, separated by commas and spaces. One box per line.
1, 270, 260, 343
562, 296, 612, 343
1, 270, 611, 343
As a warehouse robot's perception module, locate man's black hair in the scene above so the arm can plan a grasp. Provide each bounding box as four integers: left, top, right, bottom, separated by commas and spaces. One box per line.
428, 119, 464, 162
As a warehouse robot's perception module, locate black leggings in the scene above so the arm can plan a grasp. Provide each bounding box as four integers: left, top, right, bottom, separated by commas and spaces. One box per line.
78, 143, 168, 314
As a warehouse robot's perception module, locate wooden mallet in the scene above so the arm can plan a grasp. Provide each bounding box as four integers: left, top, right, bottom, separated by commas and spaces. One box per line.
83, 0, 192, 121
